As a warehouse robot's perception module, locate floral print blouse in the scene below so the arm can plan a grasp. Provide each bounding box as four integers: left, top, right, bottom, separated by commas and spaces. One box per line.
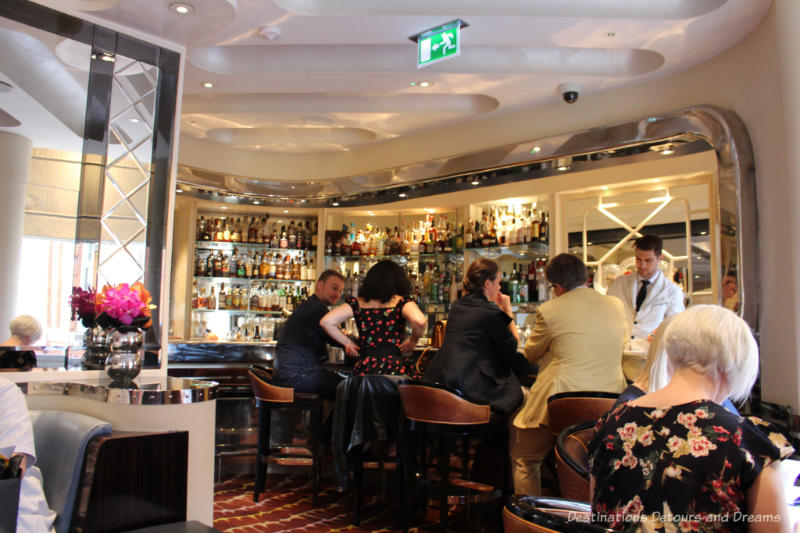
346, 296, 418, 377
588, 400, 794, 532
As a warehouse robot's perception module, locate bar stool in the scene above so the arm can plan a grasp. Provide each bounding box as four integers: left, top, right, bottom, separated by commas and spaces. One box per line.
553, 421, 595, 502
546, 391, 618, 435
247, 365, 322, 505
397, 380, 495, 532
503, 495, 616, 533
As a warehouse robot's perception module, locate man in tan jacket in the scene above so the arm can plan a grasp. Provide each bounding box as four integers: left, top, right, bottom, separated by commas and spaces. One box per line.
511, 253, 628, 495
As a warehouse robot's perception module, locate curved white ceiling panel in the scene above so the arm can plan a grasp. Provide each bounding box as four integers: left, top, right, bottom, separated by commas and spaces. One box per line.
206, 126, 377, 145
189, 44, 664, 77
273, 0, 726, 20
0, 108, 21, 127
0, 28, 86, 137
183, 93, 499, 114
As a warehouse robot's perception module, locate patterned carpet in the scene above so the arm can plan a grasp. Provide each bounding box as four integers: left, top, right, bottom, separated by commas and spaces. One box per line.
214, 473, 417, 532
213, 473, 503, 532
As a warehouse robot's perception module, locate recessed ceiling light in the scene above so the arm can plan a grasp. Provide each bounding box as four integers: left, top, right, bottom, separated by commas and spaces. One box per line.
258, 26, 281, 40
399, 193, 407, 198
558, 165, 568, 171
530, 146, 541, 154
471, 180, 480, 186
253, 200, 260, 205
202, 81, 214, 88
283, 210, 289, 213
332, 202, 340, 207
410, 81, 433, 88
170, 3, 194, 15
100, 54, 115, 62
660, 148, 675, 155
605, 31, 616, 38
220, 206, 227, 209
129, 117, 140, 123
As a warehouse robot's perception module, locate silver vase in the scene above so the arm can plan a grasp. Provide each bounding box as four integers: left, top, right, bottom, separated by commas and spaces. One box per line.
81, 326, 111, 370
105, 328, 143, 382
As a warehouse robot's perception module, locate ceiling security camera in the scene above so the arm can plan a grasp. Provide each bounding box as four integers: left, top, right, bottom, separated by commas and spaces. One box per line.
557, 82, 582, 104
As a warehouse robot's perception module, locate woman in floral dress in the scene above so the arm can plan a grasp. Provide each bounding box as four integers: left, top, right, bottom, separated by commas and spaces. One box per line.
320, 260, 427, 376
589, 305, 794, 532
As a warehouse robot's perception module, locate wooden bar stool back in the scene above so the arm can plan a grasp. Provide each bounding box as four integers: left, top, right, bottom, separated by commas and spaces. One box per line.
398, 381, 492, 532
247, 365, 322, 505
553, 421, 595, 502
546, 391, 618, 435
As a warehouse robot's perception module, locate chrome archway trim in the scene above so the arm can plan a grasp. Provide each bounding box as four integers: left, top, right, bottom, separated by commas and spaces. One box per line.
177, 105, 756, 329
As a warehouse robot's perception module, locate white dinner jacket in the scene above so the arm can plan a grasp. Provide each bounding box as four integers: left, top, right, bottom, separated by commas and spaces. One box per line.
606, 269, 685, 340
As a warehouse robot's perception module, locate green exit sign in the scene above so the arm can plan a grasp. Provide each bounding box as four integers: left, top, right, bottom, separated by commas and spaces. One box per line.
415, 20, 466, 68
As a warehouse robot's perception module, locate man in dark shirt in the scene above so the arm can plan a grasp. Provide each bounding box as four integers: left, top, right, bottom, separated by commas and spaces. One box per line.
274, 269, 346, 399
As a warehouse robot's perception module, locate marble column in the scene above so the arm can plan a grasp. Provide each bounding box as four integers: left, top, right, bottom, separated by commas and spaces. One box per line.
0, 131, 32, 335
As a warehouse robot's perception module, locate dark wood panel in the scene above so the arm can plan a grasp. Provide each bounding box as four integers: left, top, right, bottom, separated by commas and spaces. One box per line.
74, 430, 188, 532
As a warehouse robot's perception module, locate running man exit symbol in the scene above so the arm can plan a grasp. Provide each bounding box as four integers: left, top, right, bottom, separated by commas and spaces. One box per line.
416, 20, 464, 68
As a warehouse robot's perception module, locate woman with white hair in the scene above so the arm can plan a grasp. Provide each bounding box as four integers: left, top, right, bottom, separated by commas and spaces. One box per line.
614, 315, 739, 414
588, 305, 794, 532
1, 315, 43, 347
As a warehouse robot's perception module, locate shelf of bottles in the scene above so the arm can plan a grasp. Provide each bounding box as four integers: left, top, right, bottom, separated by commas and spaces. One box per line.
464, 201, 551, 310
191, 212, 317, 341
323, 213, 465, 330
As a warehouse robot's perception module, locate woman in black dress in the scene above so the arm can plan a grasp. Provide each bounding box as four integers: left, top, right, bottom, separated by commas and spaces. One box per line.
423, 258, 530, 414
320, 260, 427, 376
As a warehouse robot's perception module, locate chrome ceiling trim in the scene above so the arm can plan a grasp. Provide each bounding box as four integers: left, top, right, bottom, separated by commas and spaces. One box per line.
176, 105, 756, 329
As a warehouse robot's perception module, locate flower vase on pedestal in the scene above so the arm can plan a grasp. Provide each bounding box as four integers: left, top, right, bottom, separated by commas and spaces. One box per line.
81, 326, 111, 370
105, 327, 143, 382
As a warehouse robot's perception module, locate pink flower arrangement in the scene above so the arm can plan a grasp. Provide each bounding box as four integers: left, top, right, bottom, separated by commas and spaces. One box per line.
71, 282, 154, 330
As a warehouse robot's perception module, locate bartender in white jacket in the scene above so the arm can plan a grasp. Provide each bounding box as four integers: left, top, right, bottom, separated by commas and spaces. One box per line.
607, 234, 685, 348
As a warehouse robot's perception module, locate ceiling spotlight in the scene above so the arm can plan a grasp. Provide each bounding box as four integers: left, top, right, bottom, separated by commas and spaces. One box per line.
399, 193, 407, 198
129, 117, 140, 123
253, 200, 260, 205
220, 206, 227, 209
530, 146, 541, 154
557, 166, 568, 171
202, 81, 214, 88
332, 202, 340, 207
258, 26, 281, 40
471, 180, 480, 186
283, 210, 289, 213
605, 31, 616, 38
410, 81, 433, 88
170, 3, 194, 15
660, 148, 675, 155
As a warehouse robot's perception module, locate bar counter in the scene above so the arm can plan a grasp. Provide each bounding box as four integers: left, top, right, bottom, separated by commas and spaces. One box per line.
17, 376, 218, 405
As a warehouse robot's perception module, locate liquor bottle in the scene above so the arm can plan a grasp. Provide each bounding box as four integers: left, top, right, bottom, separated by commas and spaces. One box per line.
270, 224, 280, 248
257, 284, 267, 311
518, 269, 529, 302
288, 221, 297, 249
196, 216, 205, 241
528, 261, 538, 302
510, 264, 519, 303
214, 219, 224, 242
236, 250, 246, 278
191, 281, 198, 309
539, 211, 548, 243
221, 253, 230, 278
259, 253, 269, 279
253, 325, 261, 341
464, 220, 473, 248
207, 285, 217, 310
311, 220, 318, 250
213, 251, 223, 277
248, 217, 257, 243
198, 287, 207, 309
218, 283, 227, 310
230, 219, 240, 243
194, 251, 205, 277
225, 285, 234, 310
531, 209, 540, 241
